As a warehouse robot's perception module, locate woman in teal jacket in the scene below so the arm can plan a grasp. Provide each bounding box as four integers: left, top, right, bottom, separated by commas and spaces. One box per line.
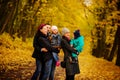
70, 29, 84, 63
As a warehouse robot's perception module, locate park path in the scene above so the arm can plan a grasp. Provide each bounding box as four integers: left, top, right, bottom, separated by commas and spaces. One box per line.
0, 53, 120, 80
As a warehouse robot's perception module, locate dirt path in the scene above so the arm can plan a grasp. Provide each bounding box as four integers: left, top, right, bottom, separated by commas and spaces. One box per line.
0, 54, 120, 80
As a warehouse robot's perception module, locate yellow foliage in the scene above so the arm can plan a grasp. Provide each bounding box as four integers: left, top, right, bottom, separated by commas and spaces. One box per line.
0, 33, 34, 72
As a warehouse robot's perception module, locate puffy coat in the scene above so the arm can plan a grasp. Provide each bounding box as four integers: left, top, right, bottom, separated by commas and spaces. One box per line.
32, 31, 59, 62
61, 36, 80, 75
70, 36, 84, 53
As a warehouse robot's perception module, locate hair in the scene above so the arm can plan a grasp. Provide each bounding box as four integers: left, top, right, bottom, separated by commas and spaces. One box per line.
38, 24, 46, 31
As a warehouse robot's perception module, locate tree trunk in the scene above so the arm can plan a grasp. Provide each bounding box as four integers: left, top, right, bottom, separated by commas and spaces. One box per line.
8, 0, 20, 36
107, 31, 118, 61
19, 0, 43, 41
115, 26, 120, 66
104, 43, 112, 59
107, 0, 120, 66
20, 19, 28, 42
92, 26, 106, 57
0, 7, 14, 34
0, 0, 18, 34
115, 0, 120, 67
116, 45, 120, 66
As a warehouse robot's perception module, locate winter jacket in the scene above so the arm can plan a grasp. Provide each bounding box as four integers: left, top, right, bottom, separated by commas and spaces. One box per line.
61, 36, 80, 75
70, 36, 84, 53
70, 36, 84, 57
51, 33, 61, 46
50, 33, 61, 61
32, 31, 59, 62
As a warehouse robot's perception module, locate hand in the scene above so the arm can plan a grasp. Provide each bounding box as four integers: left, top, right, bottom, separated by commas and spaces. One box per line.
41, 48, 48, 52
75, 50, 79, 55
76, 52, 79, 55
58, 47, 61, 51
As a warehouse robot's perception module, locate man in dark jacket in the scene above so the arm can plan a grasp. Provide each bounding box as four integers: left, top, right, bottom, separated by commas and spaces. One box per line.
31, 24, 59, 80
61, 28, 80, 80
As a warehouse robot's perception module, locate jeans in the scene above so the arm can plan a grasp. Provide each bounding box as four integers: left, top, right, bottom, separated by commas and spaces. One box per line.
52, 52, 59, 61
49, 60, 56, 80
31, 58, 42, 80
39, 59, 53, 80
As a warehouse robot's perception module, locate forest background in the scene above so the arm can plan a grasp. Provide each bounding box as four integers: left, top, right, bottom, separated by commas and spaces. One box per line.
0, 0, 120, 79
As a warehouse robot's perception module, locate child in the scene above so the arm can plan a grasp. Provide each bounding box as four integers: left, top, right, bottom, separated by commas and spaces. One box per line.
51, 25, 61, 66
70, 29, 84, 63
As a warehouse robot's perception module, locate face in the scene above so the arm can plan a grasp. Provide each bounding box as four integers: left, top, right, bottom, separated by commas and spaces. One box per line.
52, 29, 58, 34
40, 25, 48, 35
46, 25, 51, 32
64, 32, 70, 40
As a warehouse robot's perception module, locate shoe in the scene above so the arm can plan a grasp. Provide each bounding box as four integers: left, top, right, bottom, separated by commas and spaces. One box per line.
56, 61, 60, 66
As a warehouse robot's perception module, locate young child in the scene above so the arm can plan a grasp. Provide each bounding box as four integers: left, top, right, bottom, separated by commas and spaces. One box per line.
70, 29, 84, 63
51, 25, 61, 66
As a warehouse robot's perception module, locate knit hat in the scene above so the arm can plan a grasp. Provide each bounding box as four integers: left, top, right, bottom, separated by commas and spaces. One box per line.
61, 28, 70, 36
74, 29, 80, 39
51, 25, 58, 31
38, 24, 46, 30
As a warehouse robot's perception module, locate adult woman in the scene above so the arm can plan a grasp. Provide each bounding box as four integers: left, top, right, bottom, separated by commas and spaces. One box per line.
31, 24, 59, 80
61, 28, 80, 80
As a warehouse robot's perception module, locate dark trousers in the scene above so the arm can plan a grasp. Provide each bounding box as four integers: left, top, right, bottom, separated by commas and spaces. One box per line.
66, 74, 75, 80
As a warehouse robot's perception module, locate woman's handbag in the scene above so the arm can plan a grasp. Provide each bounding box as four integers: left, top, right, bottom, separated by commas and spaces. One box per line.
60, 61, 66, 68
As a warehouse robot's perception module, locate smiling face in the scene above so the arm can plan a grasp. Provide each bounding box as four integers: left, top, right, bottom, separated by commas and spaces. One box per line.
40, 25, 48, 35
64, 32, 71, 40
52, 29, 58, 34
46, 25, 51, 32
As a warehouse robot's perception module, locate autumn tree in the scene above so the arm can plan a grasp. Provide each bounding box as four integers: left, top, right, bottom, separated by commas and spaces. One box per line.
91, 0, 120, 66
107, 0, 120, 66
0, 0, 19, 35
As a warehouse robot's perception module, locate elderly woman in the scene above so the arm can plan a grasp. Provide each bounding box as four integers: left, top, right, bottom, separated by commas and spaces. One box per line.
61, 28, 80, 80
